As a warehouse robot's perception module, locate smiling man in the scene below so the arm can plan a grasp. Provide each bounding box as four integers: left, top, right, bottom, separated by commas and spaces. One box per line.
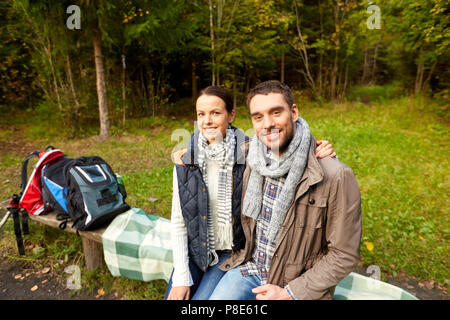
209, 80, 362, 300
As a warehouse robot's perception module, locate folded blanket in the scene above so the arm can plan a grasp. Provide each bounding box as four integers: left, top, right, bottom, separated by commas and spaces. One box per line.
102, 207, 173, 282
334, 272, 418, 300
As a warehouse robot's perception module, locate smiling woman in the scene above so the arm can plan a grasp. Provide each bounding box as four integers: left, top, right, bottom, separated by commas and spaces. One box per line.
166, 86, 246, 300
196, 91, 235, 144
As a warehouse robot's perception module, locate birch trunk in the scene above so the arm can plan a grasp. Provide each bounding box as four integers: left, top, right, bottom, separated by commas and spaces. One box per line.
92, 21, 110, 139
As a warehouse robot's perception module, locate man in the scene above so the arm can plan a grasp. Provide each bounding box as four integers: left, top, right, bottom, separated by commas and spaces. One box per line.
209, 80, 362, 300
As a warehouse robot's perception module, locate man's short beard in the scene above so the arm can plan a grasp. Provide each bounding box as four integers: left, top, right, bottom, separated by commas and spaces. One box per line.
264, 120, 296, 156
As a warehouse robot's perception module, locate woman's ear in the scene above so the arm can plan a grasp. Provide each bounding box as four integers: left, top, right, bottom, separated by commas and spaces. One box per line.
228, 109, 236, 124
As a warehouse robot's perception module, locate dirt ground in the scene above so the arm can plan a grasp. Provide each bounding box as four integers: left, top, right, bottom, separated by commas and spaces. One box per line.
0, 255, 118, 300
0, 252, 447, 300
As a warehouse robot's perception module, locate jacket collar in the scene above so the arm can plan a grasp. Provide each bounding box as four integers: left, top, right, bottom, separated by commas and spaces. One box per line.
294, 136, 324, 199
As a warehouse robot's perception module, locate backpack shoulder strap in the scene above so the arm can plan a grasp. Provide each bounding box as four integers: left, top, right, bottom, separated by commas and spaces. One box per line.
21, 151, 41, 193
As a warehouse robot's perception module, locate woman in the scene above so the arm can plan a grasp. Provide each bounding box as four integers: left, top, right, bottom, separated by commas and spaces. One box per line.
166, 86, 335, 300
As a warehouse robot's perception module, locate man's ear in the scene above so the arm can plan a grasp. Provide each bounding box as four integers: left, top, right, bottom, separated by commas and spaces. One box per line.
291, 104, 299, 122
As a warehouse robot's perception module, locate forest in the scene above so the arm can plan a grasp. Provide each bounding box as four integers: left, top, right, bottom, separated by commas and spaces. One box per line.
1, 0, 448, 137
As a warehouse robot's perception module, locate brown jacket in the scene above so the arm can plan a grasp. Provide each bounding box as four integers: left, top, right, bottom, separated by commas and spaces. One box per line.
219, 137, 362, 300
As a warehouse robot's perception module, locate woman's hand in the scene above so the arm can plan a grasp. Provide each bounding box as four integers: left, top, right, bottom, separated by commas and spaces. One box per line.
167, 286, 190, 300
316, 140, 337, 159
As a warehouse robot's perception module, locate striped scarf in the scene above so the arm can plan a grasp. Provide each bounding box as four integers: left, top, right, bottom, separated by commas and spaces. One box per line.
197, 127, 235, 266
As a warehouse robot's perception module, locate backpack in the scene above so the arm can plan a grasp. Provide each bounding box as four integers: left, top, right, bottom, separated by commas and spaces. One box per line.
9, 146, 65, 255
63, 156, 130, 231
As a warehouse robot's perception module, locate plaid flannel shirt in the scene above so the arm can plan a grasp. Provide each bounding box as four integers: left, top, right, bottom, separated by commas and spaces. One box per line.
239, 175, 286, 285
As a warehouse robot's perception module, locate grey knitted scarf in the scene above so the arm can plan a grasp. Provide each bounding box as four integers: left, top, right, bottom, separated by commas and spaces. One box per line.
198, 127, 235, 266
242, 118, 311, 243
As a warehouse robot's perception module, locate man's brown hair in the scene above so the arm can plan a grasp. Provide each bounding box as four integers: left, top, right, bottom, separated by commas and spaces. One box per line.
246, 80, 294, 109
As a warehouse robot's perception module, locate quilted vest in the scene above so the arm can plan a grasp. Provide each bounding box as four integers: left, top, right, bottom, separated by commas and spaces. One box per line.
176, 127, 248, 272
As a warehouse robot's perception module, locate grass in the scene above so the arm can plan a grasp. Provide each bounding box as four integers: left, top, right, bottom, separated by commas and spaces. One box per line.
0, 88, 448, 298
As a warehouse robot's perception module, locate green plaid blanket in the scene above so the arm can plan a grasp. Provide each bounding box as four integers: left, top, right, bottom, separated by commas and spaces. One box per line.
102, 207, 173, 282
334, 272, 418, 300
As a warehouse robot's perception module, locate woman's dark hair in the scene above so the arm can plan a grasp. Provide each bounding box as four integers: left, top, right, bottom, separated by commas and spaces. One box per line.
198, 86, 234, 113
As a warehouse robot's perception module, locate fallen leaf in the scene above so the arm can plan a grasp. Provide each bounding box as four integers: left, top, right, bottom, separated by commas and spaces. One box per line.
363, 241, 374, 251
147, 197, 158, 203
418, 234, 425, 240
418, 282, 425, 288
424, 281, 434, 290
97, 288, 105, 297
30, 285, 38, 292
32, 246, 45, 255
14, 274, 22, 280
41, 279, 48, 284
41, 267, 50, 274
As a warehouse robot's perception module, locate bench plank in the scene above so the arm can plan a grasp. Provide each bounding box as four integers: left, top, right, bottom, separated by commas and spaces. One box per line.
27, 211, 106, 243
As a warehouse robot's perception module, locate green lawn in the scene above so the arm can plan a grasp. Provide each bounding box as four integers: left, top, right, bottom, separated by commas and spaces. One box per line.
0, 92, 448, 298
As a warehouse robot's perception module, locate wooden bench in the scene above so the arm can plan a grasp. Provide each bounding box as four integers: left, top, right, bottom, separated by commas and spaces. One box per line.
1, 200, 106, 270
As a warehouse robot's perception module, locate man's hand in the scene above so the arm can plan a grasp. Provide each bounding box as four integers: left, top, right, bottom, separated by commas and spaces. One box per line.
316, 140, 336, 159
171, 148, 187, 165
252, 284, 292, 300
167, 286, 190, 300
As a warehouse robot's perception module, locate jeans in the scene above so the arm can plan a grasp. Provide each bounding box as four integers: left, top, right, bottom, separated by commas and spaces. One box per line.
165, 250, 231, 300
209, 267, 262, 300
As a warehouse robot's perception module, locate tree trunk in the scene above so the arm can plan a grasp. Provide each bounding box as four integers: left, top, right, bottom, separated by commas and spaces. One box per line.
294, 1, 316, 96
46, 40, 63, 112
121, 53, 127, 127
192, 61, 198, 103
281, 52, 285, 83
342, 62, 349, 99
318, 0, 323, 96
140, 67, 149, 115
65, 54, 80, 135
208, 0, 216, 86
233, 76, 237, 109
330, 2, 341, 100
92, 20, 110, 139
370, 37, 381, 84
361, 46, 369, 84
415, 62, 424, 94
330, 50, 338, 100
414, 47, 425, 94
423, 59, 437, 92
